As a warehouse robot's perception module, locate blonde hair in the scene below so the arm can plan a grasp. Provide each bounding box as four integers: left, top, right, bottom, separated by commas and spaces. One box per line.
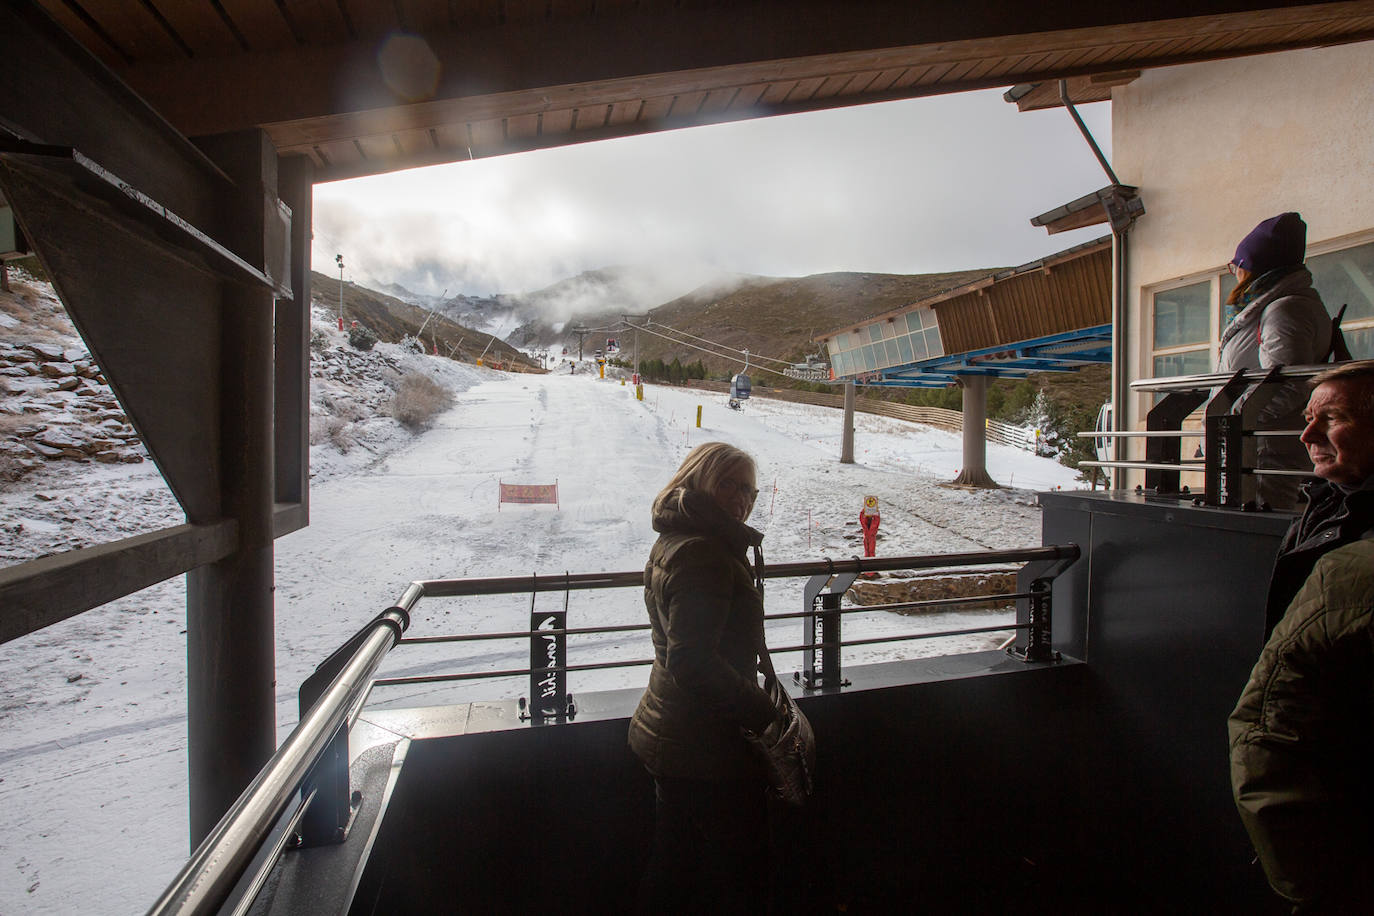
653, 441, 756, 514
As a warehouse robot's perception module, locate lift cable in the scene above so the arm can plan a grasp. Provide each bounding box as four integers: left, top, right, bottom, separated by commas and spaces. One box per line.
625, 321, 828, 383
619, 318, 797, 369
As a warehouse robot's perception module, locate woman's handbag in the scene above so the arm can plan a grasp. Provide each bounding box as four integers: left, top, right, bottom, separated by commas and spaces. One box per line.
743, 645, 816, 807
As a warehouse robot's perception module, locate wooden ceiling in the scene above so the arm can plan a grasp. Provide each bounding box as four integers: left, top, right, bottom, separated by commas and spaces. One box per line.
32, 1, 1374, 182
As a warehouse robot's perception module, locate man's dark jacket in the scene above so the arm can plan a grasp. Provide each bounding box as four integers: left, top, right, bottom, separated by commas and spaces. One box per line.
1265, 476, 1374, 637
1231, 538, 1374, 912
628, 488, 775, 781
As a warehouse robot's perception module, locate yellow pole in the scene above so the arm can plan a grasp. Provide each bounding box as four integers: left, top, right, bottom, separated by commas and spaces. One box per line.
636, 384, 644, 401
696, 405, 702, 428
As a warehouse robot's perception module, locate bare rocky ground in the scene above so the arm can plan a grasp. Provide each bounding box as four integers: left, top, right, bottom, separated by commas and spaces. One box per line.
0, 271, 488, 567
847, 569, 1019, 611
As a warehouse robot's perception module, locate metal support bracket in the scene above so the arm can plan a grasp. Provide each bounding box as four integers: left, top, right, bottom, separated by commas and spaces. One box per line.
1008, 552, 1076, 664
802, 566, 857, 689
1145, 387, 1207, 494
297, 606, 408, 846
521, 574, 576, 723
1203, 369, 1252, 506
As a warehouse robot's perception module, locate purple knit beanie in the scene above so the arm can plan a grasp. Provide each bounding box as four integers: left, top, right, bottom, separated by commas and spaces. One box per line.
1232, 212, 1306, 273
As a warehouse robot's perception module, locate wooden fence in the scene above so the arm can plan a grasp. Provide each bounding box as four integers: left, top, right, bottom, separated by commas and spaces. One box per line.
681, 380, 1039, 452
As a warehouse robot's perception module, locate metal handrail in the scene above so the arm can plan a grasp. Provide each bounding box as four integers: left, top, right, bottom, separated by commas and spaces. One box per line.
148, 545, 1075, 915
395, 587, 1029, 647
377, 600, 1037, 689
145, 606, 408, 916
403, 546, 1073, 603
1091, 365, 1327, 506
1128, 362, 1329, 392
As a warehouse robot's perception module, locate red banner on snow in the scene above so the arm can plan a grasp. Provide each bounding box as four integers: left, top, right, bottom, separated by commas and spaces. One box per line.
499, 481, 559, 510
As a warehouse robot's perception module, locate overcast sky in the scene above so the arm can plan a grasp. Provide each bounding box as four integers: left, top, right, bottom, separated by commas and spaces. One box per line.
310, 88, 1111, 303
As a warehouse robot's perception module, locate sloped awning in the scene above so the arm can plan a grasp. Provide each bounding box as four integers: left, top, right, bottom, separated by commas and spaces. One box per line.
858, 323, 1112, 388
818, 236, 1113, 387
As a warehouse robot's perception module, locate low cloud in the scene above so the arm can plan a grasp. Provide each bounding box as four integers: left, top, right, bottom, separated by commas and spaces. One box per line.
312, 89, 1111, 318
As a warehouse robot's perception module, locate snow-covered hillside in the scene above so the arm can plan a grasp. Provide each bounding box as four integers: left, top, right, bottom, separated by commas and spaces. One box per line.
0, 273, 1081, 913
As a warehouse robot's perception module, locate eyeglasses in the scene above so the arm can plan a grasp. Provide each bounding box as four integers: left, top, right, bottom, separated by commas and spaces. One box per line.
1226, 262, 1238, 276
719, 479, 759, 500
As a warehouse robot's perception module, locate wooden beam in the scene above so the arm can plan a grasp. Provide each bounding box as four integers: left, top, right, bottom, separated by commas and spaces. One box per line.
274, 154, 312, 531
184, 130, 280, 846
0, 160, 228, 519
109, 2, 1374, 143
0, 2, 232, 235
0, 521, 237, 646
1005, 71, 1141, 111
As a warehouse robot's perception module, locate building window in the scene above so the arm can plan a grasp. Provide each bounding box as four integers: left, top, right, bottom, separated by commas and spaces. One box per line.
1153, 280, 1211, 351
1148, 235, 1374, 394
1308, 240, 1374, 342
824, 307, 946, 378
1149, 278, 1215, 396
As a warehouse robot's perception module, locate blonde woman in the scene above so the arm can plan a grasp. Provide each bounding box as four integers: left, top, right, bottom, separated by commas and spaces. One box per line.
629, 441, 775, 914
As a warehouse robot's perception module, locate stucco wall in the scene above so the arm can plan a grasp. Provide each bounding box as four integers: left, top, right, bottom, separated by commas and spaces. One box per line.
1111, 40, 1374, 441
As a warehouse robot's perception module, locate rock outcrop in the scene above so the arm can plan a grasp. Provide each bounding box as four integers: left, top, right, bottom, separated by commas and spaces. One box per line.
0, 341, 146, 480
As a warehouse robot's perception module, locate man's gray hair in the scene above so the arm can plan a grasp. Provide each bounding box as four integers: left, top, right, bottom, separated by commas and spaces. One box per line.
1310, 359, 1374, 420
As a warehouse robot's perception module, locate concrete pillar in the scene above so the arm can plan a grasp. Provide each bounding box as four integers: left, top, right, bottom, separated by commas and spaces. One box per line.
841, 381, 855, 464
952, 375, 998, 488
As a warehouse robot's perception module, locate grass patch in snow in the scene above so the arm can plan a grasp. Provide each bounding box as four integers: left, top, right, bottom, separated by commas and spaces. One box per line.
387, 371, 454, 432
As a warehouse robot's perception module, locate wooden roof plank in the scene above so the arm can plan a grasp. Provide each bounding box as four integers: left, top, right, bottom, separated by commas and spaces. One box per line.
539, 107, 575, 135
219, 0, 297, 51
398, 0, 458, 32
78, 0, 186, 60
550, 0, 598, 17
757, 81, 797, 106
961, 53, 1014, 82
150, 0, 244, 56
281, 0, 353, 45
920, 60, 959, 86
635, 95, 675, 122
725, 83, 769, 112
342, 0, 401, 35
937, 57, 982, 84
697, 88, 737, 116
429, 122, 469, 151
665, 90, 711, 118
467, 118, 505, 150
605, 99, 643, 126
33, 1, 126, 66
783, 76, 827, 103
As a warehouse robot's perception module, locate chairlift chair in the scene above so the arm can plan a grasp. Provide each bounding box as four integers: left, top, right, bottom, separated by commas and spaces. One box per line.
729, 350, 752, 409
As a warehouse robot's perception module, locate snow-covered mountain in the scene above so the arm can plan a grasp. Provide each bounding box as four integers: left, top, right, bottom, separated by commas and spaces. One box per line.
368, 264, 714, 346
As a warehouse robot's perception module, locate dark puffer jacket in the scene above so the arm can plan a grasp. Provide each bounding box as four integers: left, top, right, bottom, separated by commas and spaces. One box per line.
628, 488, 776, 781
1264, 477, 1374, 637
1229, 538, 1374, 912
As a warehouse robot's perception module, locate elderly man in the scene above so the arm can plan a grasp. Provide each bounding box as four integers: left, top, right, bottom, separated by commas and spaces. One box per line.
1229, 360, 1374, 913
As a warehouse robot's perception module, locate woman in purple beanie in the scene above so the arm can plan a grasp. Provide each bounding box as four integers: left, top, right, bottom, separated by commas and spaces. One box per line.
1217, 212, 1332, 510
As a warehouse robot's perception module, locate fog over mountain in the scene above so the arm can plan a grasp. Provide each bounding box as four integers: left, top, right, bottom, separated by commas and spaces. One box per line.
311, 91, 1113, 309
